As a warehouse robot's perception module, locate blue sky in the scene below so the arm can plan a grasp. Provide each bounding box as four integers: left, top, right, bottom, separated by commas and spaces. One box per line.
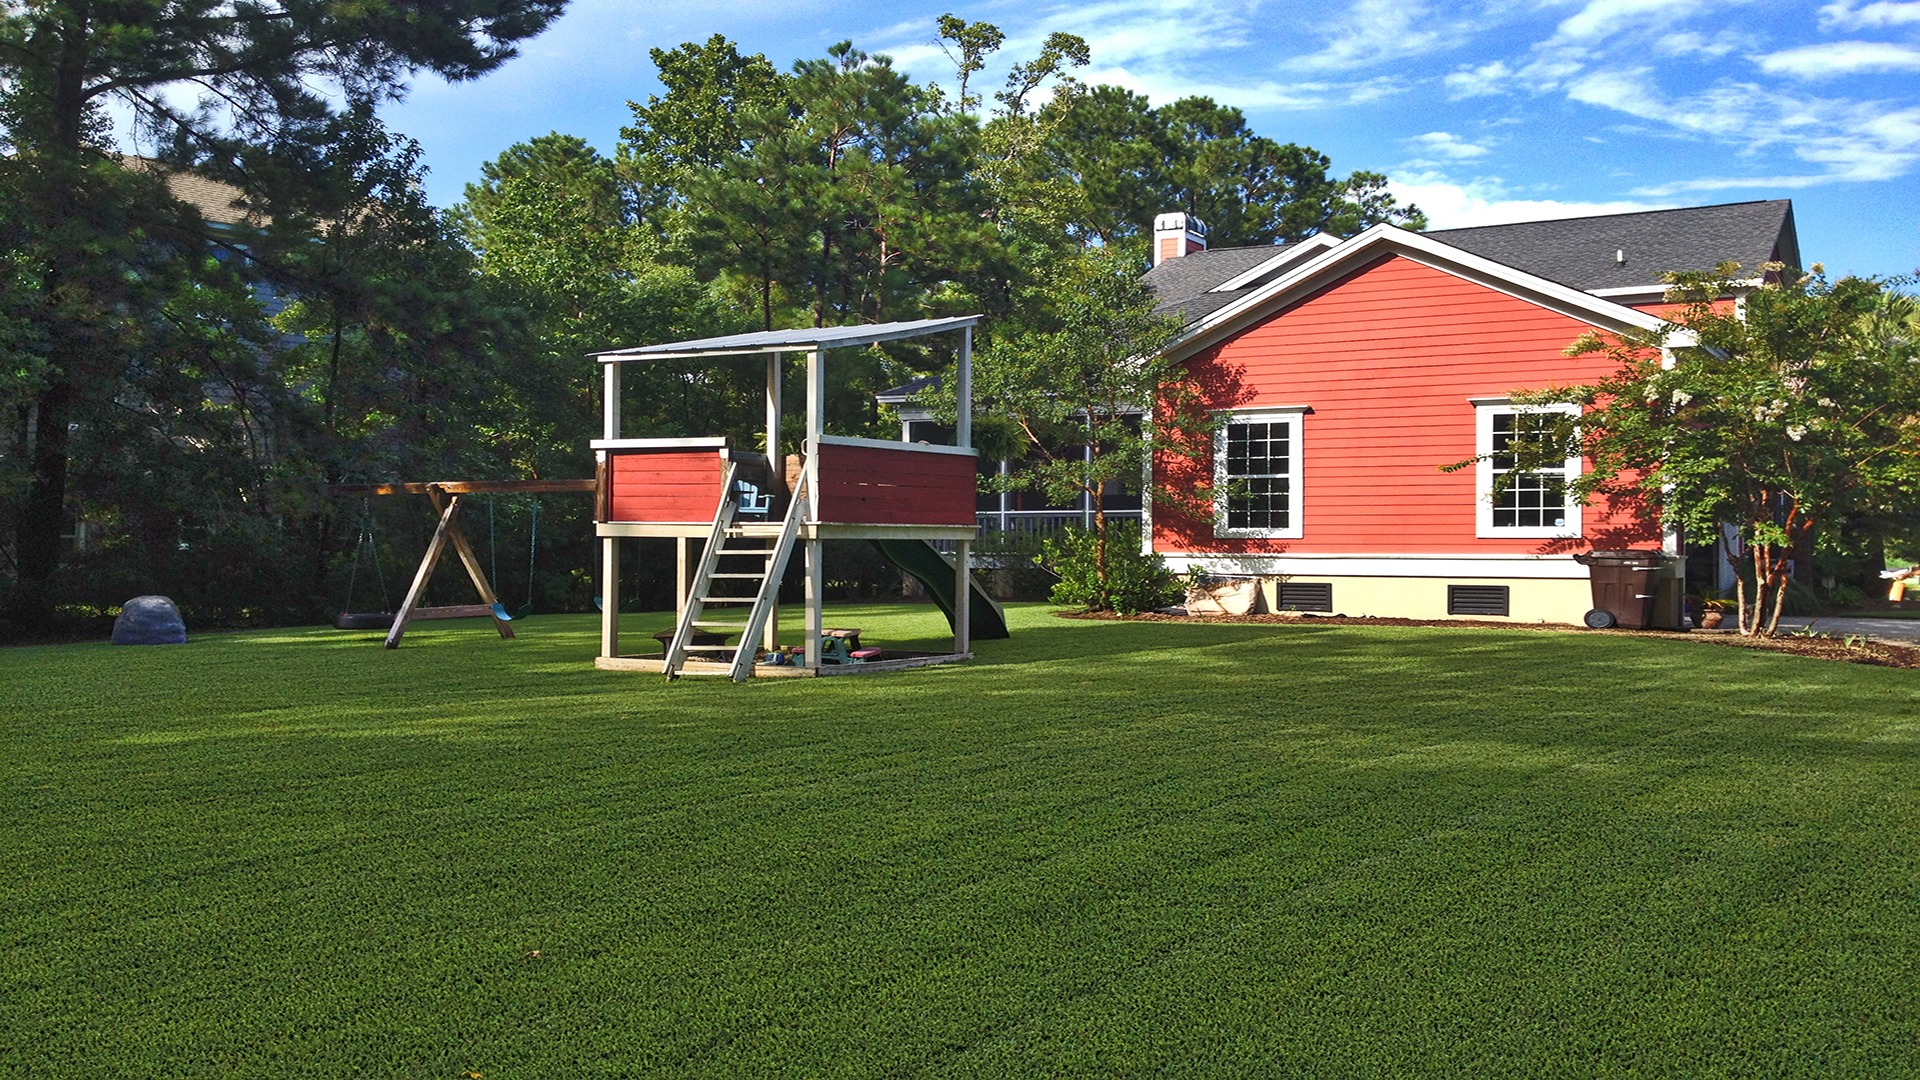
385, 0, 1920, 280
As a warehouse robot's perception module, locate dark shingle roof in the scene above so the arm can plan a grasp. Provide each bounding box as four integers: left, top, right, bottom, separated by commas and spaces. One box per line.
1427, 200, 1797, 292
1143, 244, 1289, 315
1140, 200, 1800, 327
874, 373, 939, 404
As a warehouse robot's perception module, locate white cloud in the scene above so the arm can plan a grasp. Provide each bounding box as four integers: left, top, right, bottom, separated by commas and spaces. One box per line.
1818, 0, 1920, 29
1388, 170, 1665, 228
1444, 60, 1515, 98
1553, 0, 1678, 43
1755, 41, 1920, 79
1654, 30, 1748, 59
1559, 66, 1920, 183
1405, 131, 1491, 160
1285, 0, 1450, 73
1087, 66, 1408, 110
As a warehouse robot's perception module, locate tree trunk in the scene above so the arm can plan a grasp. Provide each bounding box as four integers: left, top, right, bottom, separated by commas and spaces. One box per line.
7, 10, 92, 633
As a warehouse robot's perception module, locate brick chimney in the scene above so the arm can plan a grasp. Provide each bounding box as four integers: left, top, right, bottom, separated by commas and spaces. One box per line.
1153, 212, 1208, 265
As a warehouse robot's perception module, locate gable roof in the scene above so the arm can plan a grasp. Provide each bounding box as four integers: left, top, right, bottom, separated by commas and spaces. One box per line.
1164, 222, 1693, 361
1146, 199, 1799, 322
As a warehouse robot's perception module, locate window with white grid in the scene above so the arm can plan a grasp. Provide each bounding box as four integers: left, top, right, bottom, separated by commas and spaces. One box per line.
1475, 402, 1580, 538
1215, 409, 1305, 539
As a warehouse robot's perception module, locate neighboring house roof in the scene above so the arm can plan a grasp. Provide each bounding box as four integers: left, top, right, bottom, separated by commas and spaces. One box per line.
874, 373, 940, 406
1146, 199, 1799, 322
119, 157, 264, 227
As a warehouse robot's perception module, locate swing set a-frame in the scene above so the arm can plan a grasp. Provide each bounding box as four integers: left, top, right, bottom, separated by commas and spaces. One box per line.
331, 479, 594, 648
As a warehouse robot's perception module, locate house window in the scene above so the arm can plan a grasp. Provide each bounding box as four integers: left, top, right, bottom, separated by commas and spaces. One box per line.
1215, 408, 1305, 539
1474, 402, 1580, 539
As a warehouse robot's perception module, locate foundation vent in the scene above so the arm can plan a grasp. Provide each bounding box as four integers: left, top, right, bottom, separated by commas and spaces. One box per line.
1275, 582, 1333, 612
1447, 584, 1510, 616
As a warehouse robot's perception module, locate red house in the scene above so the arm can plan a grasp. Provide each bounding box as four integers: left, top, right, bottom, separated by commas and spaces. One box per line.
1144, 200, 1800, 626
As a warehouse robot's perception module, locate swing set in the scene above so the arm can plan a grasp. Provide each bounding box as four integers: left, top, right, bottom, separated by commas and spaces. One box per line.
331, 479, 595, 647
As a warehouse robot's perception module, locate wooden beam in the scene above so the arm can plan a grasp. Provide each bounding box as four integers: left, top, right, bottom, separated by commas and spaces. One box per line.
426, 489, 514, 642
601, 537, 619, 659
331, 479, 596, 497
385, 494, 459, 648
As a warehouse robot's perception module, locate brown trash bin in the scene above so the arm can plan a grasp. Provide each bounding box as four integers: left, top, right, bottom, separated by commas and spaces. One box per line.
1573, 550, 1668, 629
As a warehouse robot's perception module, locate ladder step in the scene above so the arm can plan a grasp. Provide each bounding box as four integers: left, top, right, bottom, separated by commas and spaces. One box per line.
698, 597, 756, 604
692, 620, 747, 629
708, 572, 766, 579
683, 644, 736, 652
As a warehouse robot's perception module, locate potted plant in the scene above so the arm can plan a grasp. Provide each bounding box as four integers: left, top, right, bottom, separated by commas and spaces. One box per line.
1692, 589, 1731, 630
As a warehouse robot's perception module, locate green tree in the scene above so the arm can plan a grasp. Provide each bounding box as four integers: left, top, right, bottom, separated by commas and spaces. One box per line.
456, 132, 627, 243
933, 13, 1004, 116
953, 245, 1230, 612
618, 35, 789, 243
1466, 266, 1920, 636
0, 0, 565, 631
457, 135, 761, 463
1046, 87, 1423, 246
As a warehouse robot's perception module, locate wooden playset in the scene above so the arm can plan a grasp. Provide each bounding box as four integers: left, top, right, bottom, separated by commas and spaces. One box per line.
591, 316, 1007, 680
331, 479, 595, 647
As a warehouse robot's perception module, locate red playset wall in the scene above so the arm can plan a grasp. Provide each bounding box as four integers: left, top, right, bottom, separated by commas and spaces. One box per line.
605, 448, 724, 522
1156, 253, 1662, 555
813, 444, 976, 526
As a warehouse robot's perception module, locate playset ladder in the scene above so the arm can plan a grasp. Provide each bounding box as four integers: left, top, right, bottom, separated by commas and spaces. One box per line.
662, 467, 808, 681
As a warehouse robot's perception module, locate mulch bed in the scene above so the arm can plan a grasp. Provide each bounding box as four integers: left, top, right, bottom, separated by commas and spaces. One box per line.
1059, 609, 1920, 670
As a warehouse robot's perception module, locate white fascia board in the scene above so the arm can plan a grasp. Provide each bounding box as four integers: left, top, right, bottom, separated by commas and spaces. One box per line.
1588, 277, 1761, 301
1206, 233, 1344, 293
1163, 224, 1675, 362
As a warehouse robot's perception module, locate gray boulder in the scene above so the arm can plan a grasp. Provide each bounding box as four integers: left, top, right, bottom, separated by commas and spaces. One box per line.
112, 595, 187, 645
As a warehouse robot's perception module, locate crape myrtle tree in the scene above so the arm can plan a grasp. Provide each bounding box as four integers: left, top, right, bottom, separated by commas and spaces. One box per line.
0, 0, 566, 631
1469, 266, 1920, 637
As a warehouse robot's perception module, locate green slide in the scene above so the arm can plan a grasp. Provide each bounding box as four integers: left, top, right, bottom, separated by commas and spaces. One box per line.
869, 539, 1011, 641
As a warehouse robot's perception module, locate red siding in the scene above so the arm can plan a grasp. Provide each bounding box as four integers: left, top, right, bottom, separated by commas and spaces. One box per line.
607, 448, 725, 523
814, 444, 976, 526
1156, 254, 1661, 555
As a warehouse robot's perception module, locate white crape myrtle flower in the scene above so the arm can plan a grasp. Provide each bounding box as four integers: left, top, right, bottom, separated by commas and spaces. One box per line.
1787, 424, 1808, 442
1670, 389, 1693, 407
1818, 397, 1836, 408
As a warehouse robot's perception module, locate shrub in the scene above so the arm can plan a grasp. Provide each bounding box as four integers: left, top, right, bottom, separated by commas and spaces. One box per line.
1038, 523, 1179, 614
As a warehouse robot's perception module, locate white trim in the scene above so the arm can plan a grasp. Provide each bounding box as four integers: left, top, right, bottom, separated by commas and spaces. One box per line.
1206, 234, 1343, 292
816, 433, 978, 457
1214, 407, 1306, 540
1585, 285, 1669, 301
590, 437, 728, 451
1475, 402, 1581, 539
1159, 552, 1593, 579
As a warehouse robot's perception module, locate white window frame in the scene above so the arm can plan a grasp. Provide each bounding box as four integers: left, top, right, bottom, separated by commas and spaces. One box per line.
1474, 400, 1581, 539
1214, 407, 1306, 539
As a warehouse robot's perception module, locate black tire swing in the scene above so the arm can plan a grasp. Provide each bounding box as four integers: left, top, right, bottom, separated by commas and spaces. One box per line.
334, 501, 398, 630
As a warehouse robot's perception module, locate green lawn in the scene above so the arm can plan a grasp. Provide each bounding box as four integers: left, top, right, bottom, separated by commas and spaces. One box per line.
4, 604, 1917, 1076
